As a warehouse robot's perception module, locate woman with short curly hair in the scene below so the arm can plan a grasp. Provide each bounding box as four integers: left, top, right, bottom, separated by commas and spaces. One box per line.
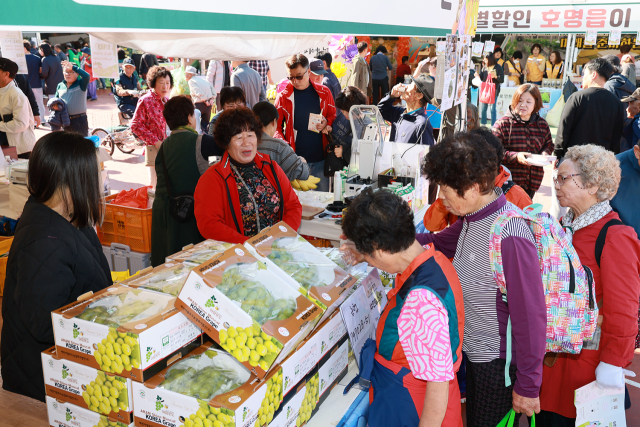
418, 132, 546, 426
194, 107, 302, 243
538, 145, 640, 426
131, 65, 174, 188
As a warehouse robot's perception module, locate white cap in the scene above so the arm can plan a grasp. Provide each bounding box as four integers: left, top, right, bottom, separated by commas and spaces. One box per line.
185, 66, 198, 75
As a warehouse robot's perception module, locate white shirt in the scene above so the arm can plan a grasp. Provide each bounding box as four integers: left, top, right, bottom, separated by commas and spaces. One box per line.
0, 81, 36, 155
188, 75, 215, 104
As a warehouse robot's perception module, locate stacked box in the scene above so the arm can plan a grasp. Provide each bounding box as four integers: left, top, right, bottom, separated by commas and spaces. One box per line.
132, 341, 283, 427
46, 396, 133, 427
176, 244, 322, 378
52, 284, 202, 382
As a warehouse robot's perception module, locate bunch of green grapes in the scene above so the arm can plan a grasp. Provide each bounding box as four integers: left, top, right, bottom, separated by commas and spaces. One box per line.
178, 401, 235, 427
93, 328, 141, 374
160, 350, 244, 400
217, 324, 282, 370
296, 374, 318, 427
268, 244, 320, 293
217, 265, 296, 325
136, 265, 195, 296
76, 293, 156, 327
93, 416, 128, 427
254, 370, 283, 427
81, 370, 129, 416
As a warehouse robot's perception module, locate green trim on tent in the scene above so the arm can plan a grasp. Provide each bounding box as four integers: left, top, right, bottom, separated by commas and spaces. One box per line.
1, 0, 450, 36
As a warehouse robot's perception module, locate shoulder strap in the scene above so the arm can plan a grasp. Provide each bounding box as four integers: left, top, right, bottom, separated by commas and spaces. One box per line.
267, 160, 285, 222
194, 134, 210, 175
501, 180, 516, 195
159, 143, 173, 199
595, 219, 624, 268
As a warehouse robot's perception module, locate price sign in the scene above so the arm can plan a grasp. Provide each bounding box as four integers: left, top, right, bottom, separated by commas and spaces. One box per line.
88, 35, 119, 79
0, 31, 28, 74
340, 268, 387, 368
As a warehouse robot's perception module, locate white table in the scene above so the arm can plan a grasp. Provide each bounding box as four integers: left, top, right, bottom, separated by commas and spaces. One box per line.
0, 181, 25, 220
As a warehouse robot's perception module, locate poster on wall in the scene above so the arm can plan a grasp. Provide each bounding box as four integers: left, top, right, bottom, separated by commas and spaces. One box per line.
88, 35, 119, 79
454, 42, 469, 106
441, 67, 456, 110
436, 41, 446, 55
484, 40, 495, 54
444, 34, 457, 72
585, 30, 598, 46
472, 41, 484, 57
609, 30, 622, 45
0, 31, 28, 74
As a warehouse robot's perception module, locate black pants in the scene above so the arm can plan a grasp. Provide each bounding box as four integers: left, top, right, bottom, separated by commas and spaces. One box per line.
195, 102, 212, 133
525, 188, 536, 199
466, 358, 522, 427
536, 411, 574, 427
372, 77, 389, 105
65, 114, 89, 136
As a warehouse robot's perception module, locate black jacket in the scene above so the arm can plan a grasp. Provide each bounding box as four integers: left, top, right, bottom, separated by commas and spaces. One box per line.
1, 197, 112, 402
554, 87, 626, 158
604, 73, 636, 109
14, 74, 39, 117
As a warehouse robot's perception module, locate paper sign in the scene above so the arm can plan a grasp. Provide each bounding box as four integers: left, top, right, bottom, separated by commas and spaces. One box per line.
88, 35, 119, 79
609, 30, 622, 46
484, 40, 495, 55
308, 113, 323, 133
440, 67, 457, 111
584, 30, 598, 46
340, 268, 387, 368
472, 42, 484, 57
575, 381, 626, 427
436, 41, 446, 55
460, 35, 472, 47
0, 31, 28, 74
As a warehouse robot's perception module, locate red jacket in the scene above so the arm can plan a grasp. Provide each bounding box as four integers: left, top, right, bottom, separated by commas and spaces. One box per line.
194, 151, 302, 244
273, 80, 337, 153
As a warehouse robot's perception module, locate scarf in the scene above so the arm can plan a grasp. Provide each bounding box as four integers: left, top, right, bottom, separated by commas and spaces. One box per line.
561, 200, 612, 242
171, 126, 197, 135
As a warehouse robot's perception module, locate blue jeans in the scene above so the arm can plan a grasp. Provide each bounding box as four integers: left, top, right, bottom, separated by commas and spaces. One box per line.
307, 161, 330, 192
480, 90, 499, 126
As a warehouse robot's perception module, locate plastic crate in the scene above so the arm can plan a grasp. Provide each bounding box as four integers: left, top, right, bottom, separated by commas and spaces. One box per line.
102, 243, 152, 276
0, 236, 14, 296
97, 193, 153, 253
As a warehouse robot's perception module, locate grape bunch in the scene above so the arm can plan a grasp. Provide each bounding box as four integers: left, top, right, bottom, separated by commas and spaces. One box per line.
156, 396, 164, 411
217, 265, 296, 325
296, 374, 319, 427
254, 370, 283, 427
62, 365, 69, 379
73, 324, 80, 338
76, 292, 157, 328
81, 370, 129, 416
160, 350, 245, 401
93, 328, 141, 374
134, 264, 196, 296
93, 417, 127, 427
179, 402, 235, 427
66, 409, 72, 421
217, 324, 282, 370
267, 245, 321, 295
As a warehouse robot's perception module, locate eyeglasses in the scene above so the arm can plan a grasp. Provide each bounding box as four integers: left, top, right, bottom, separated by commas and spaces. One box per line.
287, 69, 308, 81
553, 173, 582, 187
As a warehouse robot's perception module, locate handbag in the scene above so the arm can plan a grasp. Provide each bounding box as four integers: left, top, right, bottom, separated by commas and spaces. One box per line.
159, 138, 198, 223
323, 132, 349, 177
496, 410, 535, 427
480, 73, 496, 105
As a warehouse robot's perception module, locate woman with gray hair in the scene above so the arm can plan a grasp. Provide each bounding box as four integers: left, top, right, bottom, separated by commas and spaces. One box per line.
538, 144, 640, 426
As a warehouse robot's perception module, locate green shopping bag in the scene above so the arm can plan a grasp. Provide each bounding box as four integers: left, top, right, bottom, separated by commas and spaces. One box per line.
496, 409, 536, 427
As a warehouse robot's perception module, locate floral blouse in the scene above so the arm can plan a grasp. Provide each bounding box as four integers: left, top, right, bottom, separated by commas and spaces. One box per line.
130, 89, 167, 146
231, 161, 281, 237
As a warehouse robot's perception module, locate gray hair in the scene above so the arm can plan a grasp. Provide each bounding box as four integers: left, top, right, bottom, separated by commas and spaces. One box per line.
564, 144, 621, 201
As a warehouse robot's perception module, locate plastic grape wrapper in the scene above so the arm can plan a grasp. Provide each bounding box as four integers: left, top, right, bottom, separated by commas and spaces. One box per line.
124, 262, 197, 296
217, 262, 297, 325
167, 240, 234, 265
318, 247, 368, 279
75, 289, 173, 328
159, 347, 250, 401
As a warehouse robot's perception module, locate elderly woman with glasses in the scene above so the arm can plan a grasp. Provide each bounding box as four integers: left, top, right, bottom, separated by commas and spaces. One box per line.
538, 144, 640, 427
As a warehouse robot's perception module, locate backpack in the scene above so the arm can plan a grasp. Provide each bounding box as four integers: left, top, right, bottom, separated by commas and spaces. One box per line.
488, 204, 598, 386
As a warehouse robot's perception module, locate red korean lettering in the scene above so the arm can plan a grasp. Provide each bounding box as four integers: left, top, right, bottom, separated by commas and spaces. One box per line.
564, 9, 583, 28
586, 8, 606, 28
541, 9, 561, 28
513, 10, 531, 28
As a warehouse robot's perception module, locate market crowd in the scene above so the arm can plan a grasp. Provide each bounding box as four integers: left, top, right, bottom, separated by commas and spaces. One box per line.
1, 38, 640, 427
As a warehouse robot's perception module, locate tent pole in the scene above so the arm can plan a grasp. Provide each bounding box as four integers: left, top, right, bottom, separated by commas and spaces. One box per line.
564, 33, 575, 86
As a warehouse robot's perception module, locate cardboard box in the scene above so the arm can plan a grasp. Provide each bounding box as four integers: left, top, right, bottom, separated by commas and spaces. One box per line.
52, 285, 202, 383
42, 347, 134, 424
132, 342, 284, 427
46, 396, 133, 427
270, 372, 318, 427
245, 221, 358, 325
279, 311, 347, 398
176, 244, 322, 379
166, 240, 234, 264
121, 262, 198, 296
316, 338, 349, 405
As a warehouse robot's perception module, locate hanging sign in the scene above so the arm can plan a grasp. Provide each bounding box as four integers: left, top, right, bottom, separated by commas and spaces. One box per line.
88, 35, 119, 79
584, 30, 598, 46
0, 31, 28, 74
609, 30, 622, 45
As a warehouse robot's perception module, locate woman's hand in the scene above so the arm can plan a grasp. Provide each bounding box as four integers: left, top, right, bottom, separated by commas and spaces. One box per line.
517, 152, 531, 165
512, 391, 540, 417
334, 145, 343, 158
339, 234, 366, 265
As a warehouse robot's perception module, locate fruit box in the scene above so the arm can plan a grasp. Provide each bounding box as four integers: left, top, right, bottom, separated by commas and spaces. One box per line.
42, 347, 134, 424
52, 285, 202, 383
121, 262, 198, 297
132, 341, 284, 427
244, 222, 358, 326
46, 396, 134, 427
279, 310, 347, 398
166, 240, 235, 265
269, 372, 319, 427
316, 337, 349, 406
176, 244, 322, 379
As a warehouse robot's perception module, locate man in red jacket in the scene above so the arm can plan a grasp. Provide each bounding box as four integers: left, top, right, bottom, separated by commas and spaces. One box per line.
274, 54, 337, 192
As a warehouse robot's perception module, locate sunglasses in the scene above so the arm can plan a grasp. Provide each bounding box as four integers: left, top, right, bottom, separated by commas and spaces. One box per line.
287, 68, 308, 81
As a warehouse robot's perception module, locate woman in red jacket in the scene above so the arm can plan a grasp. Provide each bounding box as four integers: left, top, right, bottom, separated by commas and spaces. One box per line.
194, 107, 302, 243
539, 144, 640, 427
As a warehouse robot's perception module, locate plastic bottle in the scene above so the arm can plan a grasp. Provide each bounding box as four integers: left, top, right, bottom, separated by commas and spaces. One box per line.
333, 171, 342, 202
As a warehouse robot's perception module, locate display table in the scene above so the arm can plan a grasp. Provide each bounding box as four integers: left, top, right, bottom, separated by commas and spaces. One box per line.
0, 181, 25, 220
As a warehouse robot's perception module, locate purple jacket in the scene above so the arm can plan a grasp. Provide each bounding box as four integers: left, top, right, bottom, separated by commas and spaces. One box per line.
417, 194, 546, 398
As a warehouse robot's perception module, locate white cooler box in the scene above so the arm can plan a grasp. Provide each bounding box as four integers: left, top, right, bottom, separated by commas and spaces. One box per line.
102, 243, 151, 274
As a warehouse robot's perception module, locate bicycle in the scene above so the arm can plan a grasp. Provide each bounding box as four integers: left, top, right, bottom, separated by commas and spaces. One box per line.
89, 105, 146, 155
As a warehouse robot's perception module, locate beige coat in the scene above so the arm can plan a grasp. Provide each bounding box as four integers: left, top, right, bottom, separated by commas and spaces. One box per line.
348, 54, 372, 98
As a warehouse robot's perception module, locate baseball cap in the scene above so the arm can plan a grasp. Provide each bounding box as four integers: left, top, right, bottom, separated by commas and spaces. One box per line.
81, 47, 91, 55
122, 58, 135, 68
410, 74, 435, 102
621, 88, 640, 103
185, 66, 198, 75
309, 59, 327, 75
0, 58, 18, 78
